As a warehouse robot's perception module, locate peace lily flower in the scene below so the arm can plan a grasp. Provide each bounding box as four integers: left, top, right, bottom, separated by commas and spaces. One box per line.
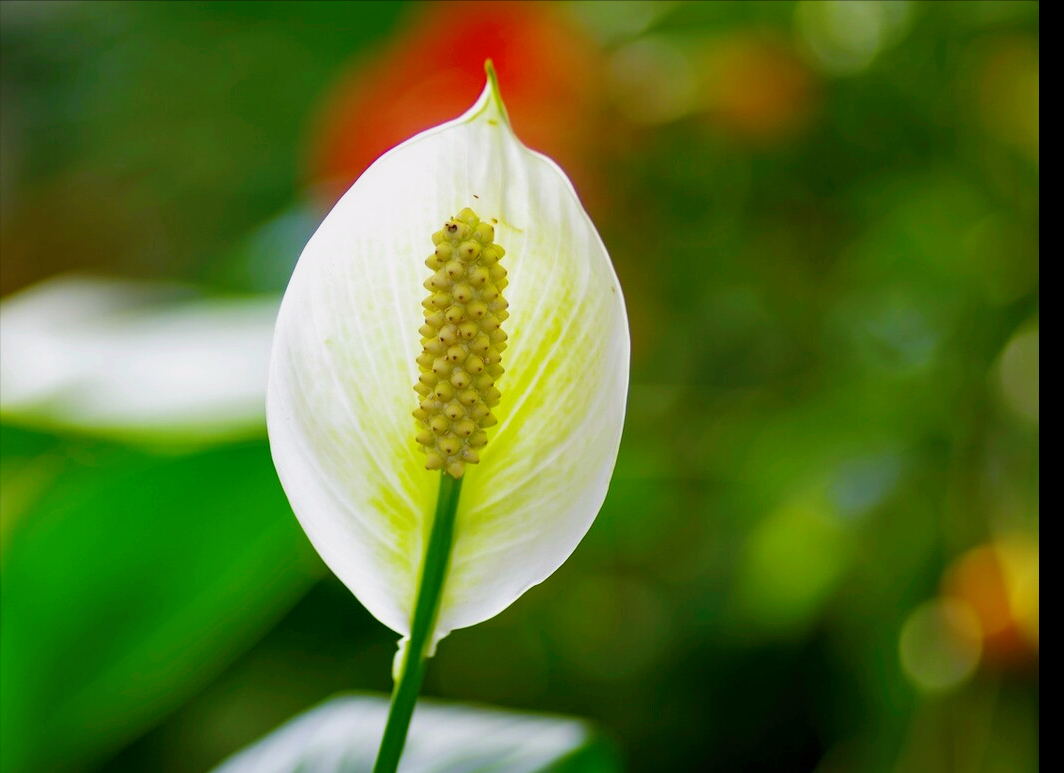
267, 63, 628, 771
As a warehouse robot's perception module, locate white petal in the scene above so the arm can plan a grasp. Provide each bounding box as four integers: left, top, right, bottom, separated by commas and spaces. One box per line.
267, 76, 629, 642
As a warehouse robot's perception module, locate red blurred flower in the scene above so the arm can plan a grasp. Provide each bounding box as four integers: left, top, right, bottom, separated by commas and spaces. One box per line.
304, 1, 605, 211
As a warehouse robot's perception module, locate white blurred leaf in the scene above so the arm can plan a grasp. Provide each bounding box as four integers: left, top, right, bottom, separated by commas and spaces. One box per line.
210, 694, 616, 773
0, 275, 277, 444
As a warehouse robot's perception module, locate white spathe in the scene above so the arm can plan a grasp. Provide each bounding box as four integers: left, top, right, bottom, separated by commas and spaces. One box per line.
267, 74, 629, 652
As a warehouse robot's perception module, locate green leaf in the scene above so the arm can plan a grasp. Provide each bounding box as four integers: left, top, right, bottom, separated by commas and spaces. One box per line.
209, 693, 622, 773
0, 426, 323, 773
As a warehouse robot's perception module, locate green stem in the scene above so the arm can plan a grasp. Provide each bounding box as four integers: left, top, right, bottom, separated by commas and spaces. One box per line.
372, 473, 462, 773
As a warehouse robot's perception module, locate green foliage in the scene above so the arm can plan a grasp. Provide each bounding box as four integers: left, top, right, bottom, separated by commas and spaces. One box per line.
0, 426, 322, 773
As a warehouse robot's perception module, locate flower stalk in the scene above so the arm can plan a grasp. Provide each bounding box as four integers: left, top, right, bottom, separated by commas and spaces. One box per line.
372, 473, 463, 773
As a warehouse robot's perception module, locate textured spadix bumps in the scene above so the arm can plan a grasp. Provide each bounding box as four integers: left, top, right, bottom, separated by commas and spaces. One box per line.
414, 209, 508, 478
267, 71, 629, 652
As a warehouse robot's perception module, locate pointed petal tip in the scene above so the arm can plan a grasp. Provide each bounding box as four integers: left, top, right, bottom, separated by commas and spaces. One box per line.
461, 59, 511, 130
484, 59, 508, 124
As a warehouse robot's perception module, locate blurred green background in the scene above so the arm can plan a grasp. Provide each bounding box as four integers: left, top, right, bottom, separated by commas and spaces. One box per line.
0, 1, 1038, 772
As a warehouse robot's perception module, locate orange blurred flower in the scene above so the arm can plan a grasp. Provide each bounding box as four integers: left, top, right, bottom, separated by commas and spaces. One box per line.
940, 536, 1039, 668
697, 32, 820, 144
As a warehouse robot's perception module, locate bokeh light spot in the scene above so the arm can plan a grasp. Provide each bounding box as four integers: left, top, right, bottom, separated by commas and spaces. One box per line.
840, 289, 942, 375
736, 502, 851, 634
997, 326, 1039, 425
607, 37, 698, 126
698, 33, 819, 143
829, 451, 902, 518
795, 0, 912, 76
898, 598, 982, 693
